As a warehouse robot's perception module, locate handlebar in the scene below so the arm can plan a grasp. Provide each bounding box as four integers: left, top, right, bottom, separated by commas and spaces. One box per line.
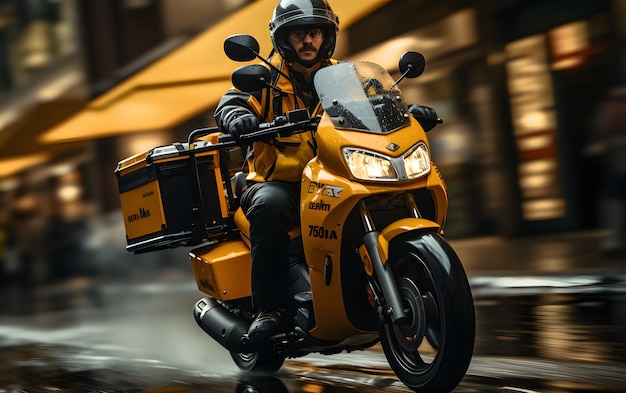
187, 113, 320, 149
237, 115, 320, 143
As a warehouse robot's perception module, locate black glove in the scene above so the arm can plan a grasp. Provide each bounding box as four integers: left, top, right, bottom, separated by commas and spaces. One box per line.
227, 113, 259, 141
408, 104, 441, 132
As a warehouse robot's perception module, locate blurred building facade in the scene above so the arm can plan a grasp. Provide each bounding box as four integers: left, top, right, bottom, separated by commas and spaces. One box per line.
0, 0, 624, 281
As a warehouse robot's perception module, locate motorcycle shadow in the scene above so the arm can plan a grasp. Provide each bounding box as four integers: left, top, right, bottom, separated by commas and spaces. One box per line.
235, 375, 290, 393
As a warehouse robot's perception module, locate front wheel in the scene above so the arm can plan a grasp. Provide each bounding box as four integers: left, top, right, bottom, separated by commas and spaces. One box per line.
379, 232, 475, 393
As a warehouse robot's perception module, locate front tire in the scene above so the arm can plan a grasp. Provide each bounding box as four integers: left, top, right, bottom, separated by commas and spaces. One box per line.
379, 232, 475, 392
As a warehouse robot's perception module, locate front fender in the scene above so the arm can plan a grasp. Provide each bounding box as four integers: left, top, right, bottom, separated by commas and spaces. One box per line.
358, 218, 441, 274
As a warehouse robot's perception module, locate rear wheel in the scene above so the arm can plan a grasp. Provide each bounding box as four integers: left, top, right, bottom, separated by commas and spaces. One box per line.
230, 345, 285, 374
379, 233, 475, 393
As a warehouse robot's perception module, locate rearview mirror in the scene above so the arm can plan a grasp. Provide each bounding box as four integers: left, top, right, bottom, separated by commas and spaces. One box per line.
224, 34, 260, 62
399, 51, 425, 79
231, 64, 271, 92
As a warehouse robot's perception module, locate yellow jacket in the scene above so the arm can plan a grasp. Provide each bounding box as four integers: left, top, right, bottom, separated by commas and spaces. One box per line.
215, 55, 336, 182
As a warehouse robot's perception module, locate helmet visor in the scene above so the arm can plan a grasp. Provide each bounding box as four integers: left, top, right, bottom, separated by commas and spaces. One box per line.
272, 7, 337, 33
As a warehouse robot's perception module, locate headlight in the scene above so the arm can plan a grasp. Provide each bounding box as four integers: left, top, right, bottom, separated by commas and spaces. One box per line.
404, 142, 430, 179
343, 142, 430, 181
343, 148, 398, 181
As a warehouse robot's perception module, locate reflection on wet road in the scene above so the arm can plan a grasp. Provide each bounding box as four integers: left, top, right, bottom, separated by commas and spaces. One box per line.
1, 341, 624, 392
0, 278, 625, 392
474, 293, 626, 363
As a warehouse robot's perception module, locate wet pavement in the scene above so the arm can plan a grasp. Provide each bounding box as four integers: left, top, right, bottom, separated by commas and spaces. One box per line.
0, 230, 625, 392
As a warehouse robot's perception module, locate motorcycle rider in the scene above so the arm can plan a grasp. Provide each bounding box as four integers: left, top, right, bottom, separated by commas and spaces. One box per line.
215, 0, 439, 343
215, 0, 340, 342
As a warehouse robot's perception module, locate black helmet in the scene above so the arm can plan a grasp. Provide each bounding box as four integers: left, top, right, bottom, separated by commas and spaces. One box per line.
269, 0, 339, 67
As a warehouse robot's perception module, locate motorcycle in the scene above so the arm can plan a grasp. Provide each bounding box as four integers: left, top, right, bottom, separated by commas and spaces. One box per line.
115, 34, 475, 393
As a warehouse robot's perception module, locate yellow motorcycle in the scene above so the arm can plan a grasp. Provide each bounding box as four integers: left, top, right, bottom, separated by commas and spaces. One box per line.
115, 34, 475, 393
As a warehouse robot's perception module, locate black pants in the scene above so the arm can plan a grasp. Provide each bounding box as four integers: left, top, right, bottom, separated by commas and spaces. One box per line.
240, 181, 300, 310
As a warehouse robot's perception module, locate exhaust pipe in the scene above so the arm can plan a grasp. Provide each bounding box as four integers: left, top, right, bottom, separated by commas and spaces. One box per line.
193, 297, 253, 353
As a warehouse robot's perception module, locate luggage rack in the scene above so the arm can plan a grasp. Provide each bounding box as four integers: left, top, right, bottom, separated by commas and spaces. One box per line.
116, 127, 245, 254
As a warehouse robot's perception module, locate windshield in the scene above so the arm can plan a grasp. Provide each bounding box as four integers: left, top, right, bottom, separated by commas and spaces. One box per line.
314, 61, 411, 133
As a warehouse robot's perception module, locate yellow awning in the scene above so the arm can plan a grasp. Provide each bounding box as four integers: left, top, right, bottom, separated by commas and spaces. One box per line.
0, 100, 86, 179
40, 0, 388, 144
0, 154, 49, 178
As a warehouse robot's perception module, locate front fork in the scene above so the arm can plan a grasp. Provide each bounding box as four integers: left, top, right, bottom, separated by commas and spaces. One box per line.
358, 194, 439, 324
363, 230, 407, 323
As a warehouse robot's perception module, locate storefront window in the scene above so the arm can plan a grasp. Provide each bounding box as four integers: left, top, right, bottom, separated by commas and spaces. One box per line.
506, 35, 566, 221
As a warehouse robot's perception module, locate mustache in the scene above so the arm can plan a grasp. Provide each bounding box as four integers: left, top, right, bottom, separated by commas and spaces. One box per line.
299, 44, 317, 52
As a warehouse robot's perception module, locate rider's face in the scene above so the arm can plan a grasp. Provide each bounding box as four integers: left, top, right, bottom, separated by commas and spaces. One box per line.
287, 28, 324, 63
